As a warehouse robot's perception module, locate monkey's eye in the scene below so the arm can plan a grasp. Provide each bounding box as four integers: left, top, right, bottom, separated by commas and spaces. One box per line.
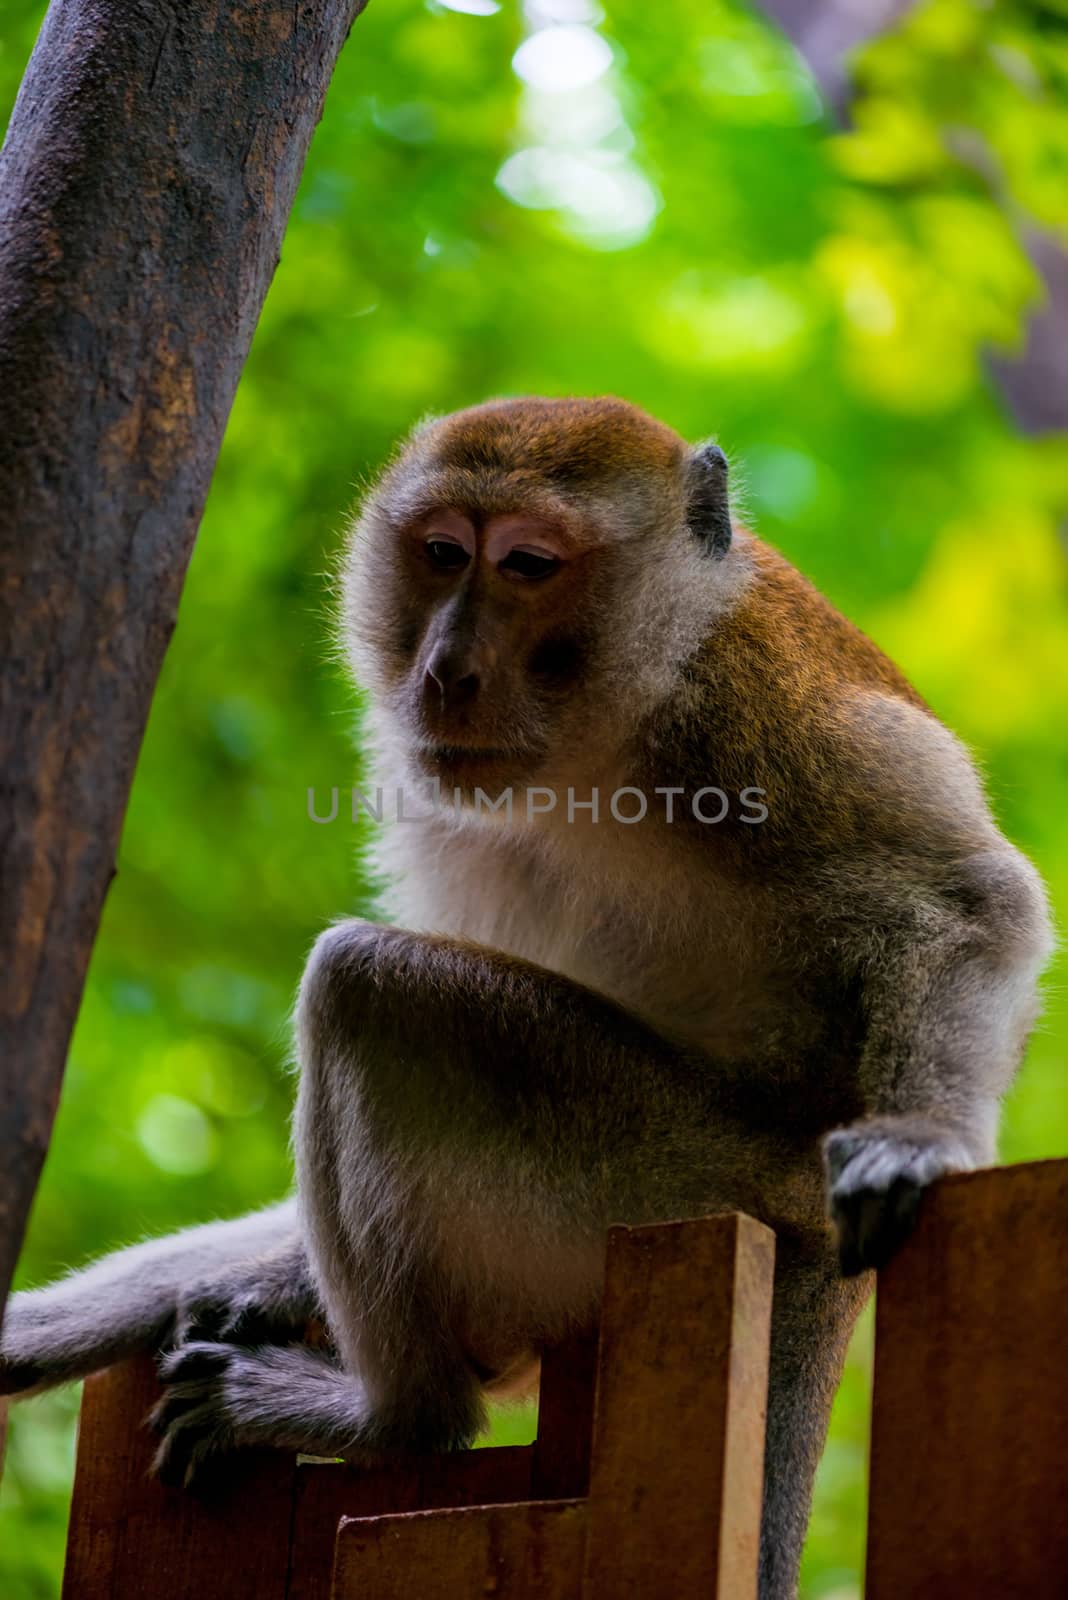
498, 546, 560, 581
425, 538, 471, 572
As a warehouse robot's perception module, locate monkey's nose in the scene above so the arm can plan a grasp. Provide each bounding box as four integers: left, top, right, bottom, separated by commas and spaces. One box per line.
425, 648, 480, 709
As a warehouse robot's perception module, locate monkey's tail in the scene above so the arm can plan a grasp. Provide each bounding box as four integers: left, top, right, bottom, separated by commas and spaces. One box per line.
0, 1198, 298, 1399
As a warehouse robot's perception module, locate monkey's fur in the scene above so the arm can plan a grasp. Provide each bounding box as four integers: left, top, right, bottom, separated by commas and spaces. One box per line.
1, 398, 1052, 1598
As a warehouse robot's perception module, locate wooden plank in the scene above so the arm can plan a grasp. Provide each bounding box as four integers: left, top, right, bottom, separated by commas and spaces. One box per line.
63, 1356, 296, 1600
287, 1447, 533, 1600
331, 1499, 586, 1600
867, 1159, 1068, 1600
532, 1329, 599, 1500
580, 1212, 775, 1600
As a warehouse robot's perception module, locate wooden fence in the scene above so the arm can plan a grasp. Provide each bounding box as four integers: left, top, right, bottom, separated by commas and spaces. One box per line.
58, 1160, 1068, 1599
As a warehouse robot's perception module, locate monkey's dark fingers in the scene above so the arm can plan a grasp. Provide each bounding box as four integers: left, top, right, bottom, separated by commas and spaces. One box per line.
151, 1344, 248, 1487
831, 1176, 923, 1276
159, 1339, 235, 1385
147, 1378, 219, 1437
824, 1124, 964, 1277
172, 1290, 236, 1345
170, 1262, 320, 1353
152, 1400, 235, 1490
175, 1296, 282, 1350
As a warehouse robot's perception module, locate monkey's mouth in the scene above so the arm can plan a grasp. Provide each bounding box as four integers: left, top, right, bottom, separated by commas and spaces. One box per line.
423, 743, 529, 766
416, 742, 543, 786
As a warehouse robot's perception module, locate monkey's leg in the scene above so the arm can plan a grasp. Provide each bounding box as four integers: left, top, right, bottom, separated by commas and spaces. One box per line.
155, 920, 842, 1598
759, 1241, 868, 1600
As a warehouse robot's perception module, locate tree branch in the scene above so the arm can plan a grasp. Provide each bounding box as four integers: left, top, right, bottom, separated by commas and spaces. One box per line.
761, 0, 1068, 438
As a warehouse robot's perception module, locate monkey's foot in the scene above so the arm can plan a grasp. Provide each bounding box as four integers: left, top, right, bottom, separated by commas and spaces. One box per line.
823, 1121, 971, 1276
151, 1340, 360, 1488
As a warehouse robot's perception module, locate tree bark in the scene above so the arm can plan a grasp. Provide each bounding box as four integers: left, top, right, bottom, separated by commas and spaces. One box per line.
0, 0, 367, 1316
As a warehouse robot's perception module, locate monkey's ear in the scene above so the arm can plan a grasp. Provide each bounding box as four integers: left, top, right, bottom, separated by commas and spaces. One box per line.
686, 442, 732, 557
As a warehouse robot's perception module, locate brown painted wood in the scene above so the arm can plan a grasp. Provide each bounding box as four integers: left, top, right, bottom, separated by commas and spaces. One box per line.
287, 1447, 534, 1600
580, 1212, 775, 1600
62, 1216, 775, 1596
331, 1499, 587, 1600
866, 1159, 1068, 1600
0, 0, 367, 1313
63, 1357, 297, 1600
532, 1328, 599, 1499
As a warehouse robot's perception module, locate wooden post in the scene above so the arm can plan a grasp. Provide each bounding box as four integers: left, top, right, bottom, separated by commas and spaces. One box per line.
0, 0, 367, 1315
63, 1357, 297, 1600
581, 1212, 775, 1600
63, 1361, 537, 1600
332, 1501, 588, 1600
288, 1323, 597, 1597
287, 1450, 536, 1600
63, 1214, 775, 1598
331, 1211, 775, 1600
531, 1327, 600, 1500
867, 1159, 1068, 1599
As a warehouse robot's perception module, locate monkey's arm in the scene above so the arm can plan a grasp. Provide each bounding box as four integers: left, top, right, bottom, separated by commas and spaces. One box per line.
0, 1199, 314, 1397
825, 840, 1053, 1274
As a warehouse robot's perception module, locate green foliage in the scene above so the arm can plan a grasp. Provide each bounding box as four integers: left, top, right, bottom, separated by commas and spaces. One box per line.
2, 1, 1066, 1595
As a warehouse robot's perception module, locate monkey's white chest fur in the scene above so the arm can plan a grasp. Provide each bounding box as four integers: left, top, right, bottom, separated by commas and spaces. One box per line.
374, 810, 815, 1064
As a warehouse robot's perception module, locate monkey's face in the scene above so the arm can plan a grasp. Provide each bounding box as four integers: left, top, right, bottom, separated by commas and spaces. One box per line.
342, 397, 733, 801
369, 500, 602, 792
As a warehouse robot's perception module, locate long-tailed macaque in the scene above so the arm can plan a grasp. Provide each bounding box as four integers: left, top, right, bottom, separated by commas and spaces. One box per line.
1, 398, 1052, 1598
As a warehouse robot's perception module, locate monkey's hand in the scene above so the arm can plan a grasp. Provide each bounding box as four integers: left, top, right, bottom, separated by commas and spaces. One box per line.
823, 1116, 973, 1276
171, 1250, 319, 1351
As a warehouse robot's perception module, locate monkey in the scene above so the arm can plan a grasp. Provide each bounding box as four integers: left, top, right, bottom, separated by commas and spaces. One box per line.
0, 396, 1053, 1600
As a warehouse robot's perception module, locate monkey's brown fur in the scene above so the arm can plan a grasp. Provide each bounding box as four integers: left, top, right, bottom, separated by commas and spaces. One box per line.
1, 398, 1052, 1600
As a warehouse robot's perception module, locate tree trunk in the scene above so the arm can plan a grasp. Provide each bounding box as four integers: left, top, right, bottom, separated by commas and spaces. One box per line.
0, 0, 367, 1316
